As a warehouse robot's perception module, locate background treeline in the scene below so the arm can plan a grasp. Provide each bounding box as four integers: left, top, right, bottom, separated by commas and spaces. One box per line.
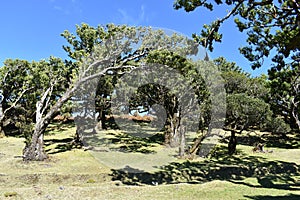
0, 23, 298, 161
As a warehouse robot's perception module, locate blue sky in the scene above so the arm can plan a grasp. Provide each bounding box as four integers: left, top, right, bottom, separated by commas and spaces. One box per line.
0, 0, 269, 76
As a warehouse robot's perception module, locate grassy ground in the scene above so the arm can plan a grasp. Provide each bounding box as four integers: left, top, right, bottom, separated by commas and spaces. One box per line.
1, 124, 300, 199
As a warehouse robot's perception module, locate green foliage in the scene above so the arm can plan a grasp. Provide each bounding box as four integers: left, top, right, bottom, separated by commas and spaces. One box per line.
246, 75, 269, 99
221, 70, 249, 94
62, 23, 153, 129
214, 57, 246, 74
174, 1, 300, 130
226, 93, 272, 130
174, 0, 215, 12
61, 23, 142, 62
265, 117, 291, 135
268, 64, 300, 130
214, 57, 272, 131
214, 57, 293, 133
0, 56, 74, 140
86, 178, 96, 183
15, 122, 34, 146
174, 0, 300, 69
132, 49, 210, 131
0, 59, 32, 114
61, 23, 106, 60
0, 59, 36, 135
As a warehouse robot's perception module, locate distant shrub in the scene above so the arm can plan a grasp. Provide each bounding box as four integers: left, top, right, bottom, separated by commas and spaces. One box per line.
115, 114, 153, 122
86, 179, 96, 183
4, 191, 18, 197
265, 117, 291, 134
15, 122, 34, 146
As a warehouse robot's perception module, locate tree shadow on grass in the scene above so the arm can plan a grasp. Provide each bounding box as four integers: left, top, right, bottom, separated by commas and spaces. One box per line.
104, 117, 120, 130
111, 145, 300, 190
225, 132, 300, 149
44, 137, 82, 155
109, 132, 164, 154
84, 131, 164, 154
263, 133, 300, 149
45, 122, 75, 135
244, 194, 300, 200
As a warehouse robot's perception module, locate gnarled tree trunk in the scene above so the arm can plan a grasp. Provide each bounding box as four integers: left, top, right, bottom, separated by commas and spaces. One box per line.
22, 45, 147, 161
291, 101, 300, 131
23, 86, 73, 161
178, 125, 186, 157
0, 105, 4, 137
189, 131, 207, 156
23, 92, 51, 161
228, 130, 237, 155
23, 122, 48, 161
164, 112, 181, 147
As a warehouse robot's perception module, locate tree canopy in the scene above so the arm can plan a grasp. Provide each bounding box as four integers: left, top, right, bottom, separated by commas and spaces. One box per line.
0, 20, 298, 161
174, 0, 300, 70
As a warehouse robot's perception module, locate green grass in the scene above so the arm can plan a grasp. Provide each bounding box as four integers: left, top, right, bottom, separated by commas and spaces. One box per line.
1, 124, 300, 199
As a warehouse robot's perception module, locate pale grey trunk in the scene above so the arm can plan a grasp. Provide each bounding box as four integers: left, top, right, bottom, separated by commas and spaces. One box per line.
170, 119, 180, 147
291, 97, 300, 131
23, 86, 75, 161
23, 101, 49, 161
22, 58, 142, 161
23, 127, 47, 161
178, 125, 186, 157
0, 104, 4, 136
292, 107, 300, 131
166, 112, 181, 148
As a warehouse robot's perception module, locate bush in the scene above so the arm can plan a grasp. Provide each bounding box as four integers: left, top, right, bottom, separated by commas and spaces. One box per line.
4, 191, 18, 197
86, 178, 96, 183
265, 117, 291, 134
15, 122, 34, 147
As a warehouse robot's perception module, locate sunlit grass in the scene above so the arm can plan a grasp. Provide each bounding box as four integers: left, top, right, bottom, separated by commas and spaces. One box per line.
1, 124, 300, 199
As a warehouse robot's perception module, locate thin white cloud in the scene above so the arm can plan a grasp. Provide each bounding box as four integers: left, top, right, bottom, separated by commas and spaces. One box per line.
139, 5, 145, 22
50, 0, 80, 15
117, 5, 148, 25
117, 9, 132, 24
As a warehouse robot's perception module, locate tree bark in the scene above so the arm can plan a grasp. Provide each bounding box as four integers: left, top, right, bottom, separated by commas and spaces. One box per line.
228, 130, 237, 155
74, 125, 84, 146
97, 109, 107, 130
23, 120, 48, 161
189, 132, 206, 155
178, 125, 186, 157
0, 125, 4, 138
0, 87, 32, 137
22, 52, 145, 161
291, 102, 300, 131
0, 107, 4, 137
165, 113, 180, 147
23, 86, 74, 161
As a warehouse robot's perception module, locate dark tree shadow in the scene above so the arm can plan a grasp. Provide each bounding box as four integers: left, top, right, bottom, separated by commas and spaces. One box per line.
3, 123, 22, 137
111, 166, 157, 185
44, 137, 82, 154
45, 122, 75, 135
84, 131, 164, 154
111, 146, 300, 190
244, 194, 300, 200
262, 133, 300, 149
104, 116, 120, 130
110, 132, 164, 153
221, 131, 300, 149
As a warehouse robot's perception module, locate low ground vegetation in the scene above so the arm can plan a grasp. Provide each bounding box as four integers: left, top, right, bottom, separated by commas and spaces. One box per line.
1, 123, 300, 199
